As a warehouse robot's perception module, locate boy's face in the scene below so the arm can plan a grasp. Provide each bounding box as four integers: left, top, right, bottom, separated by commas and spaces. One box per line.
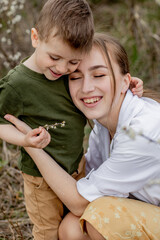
31, 28, 84, 80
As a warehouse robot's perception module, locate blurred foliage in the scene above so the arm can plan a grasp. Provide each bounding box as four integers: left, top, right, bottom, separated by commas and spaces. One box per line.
0, 0, 160, 85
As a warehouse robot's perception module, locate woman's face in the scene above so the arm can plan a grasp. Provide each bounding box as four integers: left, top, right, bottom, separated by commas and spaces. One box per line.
69, 46, 127, 125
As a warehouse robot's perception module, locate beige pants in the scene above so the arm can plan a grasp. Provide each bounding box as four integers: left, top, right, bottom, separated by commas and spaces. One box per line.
22, 156, 85, 240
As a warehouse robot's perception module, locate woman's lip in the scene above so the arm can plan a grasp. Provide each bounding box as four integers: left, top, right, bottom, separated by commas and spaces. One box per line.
81, 96, 102, 107
49, 69, 62, 78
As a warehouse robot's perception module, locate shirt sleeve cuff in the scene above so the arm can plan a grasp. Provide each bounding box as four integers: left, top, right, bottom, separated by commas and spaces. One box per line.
77, 176, 103, 202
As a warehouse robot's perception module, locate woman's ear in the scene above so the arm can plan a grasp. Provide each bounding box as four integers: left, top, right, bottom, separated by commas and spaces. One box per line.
31, 28, 39, 48
121, 73, 131, 94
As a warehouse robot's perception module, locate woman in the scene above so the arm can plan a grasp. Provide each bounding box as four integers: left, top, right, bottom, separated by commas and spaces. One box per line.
5, 33, 160, 240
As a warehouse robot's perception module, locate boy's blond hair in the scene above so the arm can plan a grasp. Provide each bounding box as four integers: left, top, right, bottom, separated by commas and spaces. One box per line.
35, 0, 94, 52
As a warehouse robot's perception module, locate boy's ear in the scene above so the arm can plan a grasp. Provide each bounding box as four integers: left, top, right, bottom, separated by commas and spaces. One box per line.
121, 73, 131, 94
31, 28, 39, 48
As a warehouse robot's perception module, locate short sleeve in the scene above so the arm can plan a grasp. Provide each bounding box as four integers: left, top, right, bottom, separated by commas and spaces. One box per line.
0, 82, 23, 124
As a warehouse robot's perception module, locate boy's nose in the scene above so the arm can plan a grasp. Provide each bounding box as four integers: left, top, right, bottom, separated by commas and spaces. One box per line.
56, 63, 68, 74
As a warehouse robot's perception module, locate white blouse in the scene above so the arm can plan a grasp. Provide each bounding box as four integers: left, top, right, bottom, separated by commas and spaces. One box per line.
77, 90, 160, 206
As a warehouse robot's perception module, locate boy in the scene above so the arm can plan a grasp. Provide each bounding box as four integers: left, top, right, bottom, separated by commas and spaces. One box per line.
0, 0, 94, 239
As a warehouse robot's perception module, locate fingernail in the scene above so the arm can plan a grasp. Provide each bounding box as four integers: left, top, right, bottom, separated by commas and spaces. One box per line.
4, 114, 10, 120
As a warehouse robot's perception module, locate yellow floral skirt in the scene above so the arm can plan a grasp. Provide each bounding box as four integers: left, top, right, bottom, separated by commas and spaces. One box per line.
80, 196, 160, 240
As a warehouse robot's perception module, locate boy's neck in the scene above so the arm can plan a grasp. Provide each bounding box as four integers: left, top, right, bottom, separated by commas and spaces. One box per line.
23, 53, 42, 74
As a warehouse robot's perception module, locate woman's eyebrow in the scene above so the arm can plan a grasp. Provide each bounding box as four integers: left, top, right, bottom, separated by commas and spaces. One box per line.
72, 65, 108, 73
89, 65, 108, 71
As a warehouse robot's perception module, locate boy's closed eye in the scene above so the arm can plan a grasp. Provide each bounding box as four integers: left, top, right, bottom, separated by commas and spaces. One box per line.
50, 55, 59, 61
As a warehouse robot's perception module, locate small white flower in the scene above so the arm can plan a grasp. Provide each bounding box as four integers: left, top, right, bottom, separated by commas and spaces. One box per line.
7, 39, 12, 45
3, 61, 10, 68
9, 55, 13, 60
3, 0, 9, 5
12, 52, 21, 61
91, 214, 96, 220
0, 53, 4, 59
0, 23, 3, 28
12, 0, 17, 5
114, 213, 120, 218
10, 5, 16, 13
1, 37, 7, 43
155, 0, 160, 6
140, 212, 146, 217
136, 231, 142, 237
6, 11, 13, 17
6, 29, 11, 34
26, 29, 30, 35
130, 224, 136, 230
19, 4, 24, 10
104, 217, 110, 223
153, 217, 158, 223
117, 206, 122, 211
12, 15, 22, 24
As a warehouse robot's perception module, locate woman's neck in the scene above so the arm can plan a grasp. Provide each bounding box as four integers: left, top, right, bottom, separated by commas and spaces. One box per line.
99, 93, 125, 139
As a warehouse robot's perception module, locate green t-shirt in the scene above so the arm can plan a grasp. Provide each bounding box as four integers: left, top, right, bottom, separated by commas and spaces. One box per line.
0, 63, 86, 176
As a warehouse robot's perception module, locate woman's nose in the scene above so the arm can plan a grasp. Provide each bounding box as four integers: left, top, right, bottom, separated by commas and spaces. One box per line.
82, 77, 95, 93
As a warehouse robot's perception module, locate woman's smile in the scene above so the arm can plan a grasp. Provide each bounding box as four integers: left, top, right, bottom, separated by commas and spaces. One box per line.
81, 96, 102, 107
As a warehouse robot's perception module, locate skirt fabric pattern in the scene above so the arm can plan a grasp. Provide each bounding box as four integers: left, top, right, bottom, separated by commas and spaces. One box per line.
80, 196, 160, 240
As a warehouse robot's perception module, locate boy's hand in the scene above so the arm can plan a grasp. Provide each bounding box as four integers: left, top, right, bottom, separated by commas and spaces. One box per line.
130, 77, 143, 97
4, 114, 51, 148
4, 114, 31, 134
24, 127, 51, 149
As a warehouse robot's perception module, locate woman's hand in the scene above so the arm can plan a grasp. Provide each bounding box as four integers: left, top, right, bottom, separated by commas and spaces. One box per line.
4, 114, 51, 148
130, 77, 143, 97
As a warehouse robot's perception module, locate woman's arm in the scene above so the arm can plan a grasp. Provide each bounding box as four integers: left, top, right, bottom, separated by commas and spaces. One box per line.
5, 114, 89, 216
25, 147, 89, 216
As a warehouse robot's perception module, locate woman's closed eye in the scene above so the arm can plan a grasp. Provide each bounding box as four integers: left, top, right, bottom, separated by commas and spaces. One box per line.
94, 74, 106, 78
69, 73, 82, 81
69, 76, 82, 80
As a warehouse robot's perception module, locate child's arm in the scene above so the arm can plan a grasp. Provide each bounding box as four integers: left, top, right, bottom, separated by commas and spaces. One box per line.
130, 77, 143, 97
4, 114, 88, 216
0, 116, 50, 148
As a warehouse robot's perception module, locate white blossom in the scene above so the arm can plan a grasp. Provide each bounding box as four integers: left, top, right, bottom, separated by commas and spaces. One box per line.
7, 39, 12, 45
12, 15, 22, 24
3, 61, 10, 68
1, 37, 7, 43
26, 29, 30, 35
6, 29, 11, 34
0, 53, 4, 59
20, 0, 26, 4
19, 4, 24, 10
2, 0, 9, 5
155, 0, 160, 6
